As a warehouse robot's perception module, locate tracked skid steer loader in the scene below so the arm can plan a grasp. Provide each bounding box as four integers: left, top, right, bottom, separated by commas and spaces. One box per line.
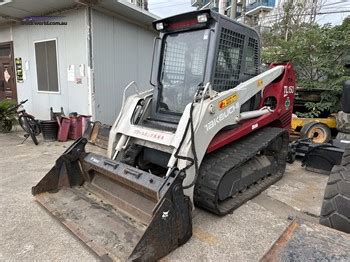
32, 10, 296, 261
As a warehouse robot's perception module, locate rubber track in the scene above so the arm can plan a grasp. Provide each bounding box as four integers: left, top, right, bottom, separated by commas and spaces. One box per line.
194, 127, 288, 215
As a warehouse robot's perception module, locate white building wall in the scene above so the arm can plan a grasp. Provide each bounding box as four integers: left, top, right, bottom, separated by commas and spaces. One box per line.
91, 10, 156, 124
10, 8, 90, 120
0, 27, 12, 42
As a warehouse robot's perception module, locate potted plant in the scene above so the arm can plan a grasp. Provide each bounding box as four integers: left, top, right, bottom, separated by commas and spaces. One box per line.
0, 99, 17, 132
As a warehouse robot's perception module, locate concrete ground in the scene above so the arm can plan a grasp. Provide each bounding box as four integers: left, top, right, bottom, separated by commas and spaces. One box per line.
0, 130, 329, 261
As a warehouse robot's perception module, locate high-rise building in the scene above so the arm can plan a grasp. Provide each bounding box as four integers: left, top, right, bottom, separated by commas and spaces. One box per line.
191, 0, 243, 18
127, 0, 149, 10
244, 0, 276, 29
191, 0, 277, 29
192, 0, 324, 31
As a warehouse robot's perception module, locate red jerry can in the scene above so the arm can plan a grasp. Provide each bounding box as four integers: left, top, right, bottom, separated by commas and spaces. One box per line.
80, 115, 92, 135
68, 116, 83, 140
57, 117, 71, 142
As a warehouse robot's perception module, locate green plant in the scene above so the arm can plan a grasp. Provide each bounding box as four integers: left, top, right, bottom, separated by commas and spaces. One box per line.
0, 99, 16, 112
0, 99, 17, 133
262, 17, 350, 117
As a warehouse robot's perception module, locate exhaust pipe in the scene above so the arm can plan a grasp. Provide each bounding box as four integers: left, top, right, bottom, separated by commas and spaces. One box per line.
32, 138, 192, 261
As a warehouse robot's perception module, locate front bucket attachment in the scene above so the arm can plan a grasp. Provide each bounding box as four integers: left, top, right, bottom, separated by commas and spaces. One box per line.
32, 138, 192, 261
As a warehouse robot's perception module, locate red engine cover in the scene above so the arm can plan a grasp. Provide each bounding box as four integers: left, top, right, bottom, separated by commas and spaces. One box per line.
207, 63, 296, 153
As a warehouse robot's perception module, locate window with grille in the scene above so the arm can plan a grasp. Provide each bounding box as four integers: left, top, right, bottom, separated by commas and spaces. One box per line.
213, 28, 245, 92
245, 37, 259, 77
34, 40, 59, 92
159, 30, 208, 114
162, 41, 186, 83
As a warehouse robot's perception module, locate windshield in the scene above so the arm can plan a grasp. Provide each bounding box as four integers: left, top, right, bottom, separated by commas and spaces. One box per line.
159, 29, 209, 114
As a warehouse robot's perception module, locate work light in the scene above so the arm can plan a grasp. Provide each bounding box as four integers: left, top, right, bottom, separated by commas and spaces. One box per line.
197, 14, 208, 23
156, 22, 164, 30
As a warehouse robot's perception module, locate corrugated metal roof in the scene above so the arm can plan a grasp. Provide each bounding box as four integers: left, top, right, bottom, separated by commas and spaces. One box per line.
92, 0, 159, 30
0, 0, 158, 26
0, 0, 77, 20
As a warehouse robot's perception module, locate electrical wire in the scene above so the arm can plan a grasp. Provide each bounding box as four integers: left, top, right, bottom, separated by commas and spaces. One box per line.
149, 0, 190, 7
173, 101, 199, 190
150, 2, 193, 10
184, 102, 199, 189
323, 0, 350, 7
252, 9, 350, 20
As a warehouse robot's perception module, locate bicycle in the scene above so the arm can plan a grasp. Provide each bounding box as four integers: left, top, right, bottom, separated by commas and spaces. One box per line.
6, 99, 41, 145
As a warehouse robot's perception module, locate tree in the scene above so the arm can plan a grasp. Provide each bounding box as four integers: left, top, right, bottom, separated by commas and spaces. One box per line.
261, 0, 325, 42
262, 16, 350, 117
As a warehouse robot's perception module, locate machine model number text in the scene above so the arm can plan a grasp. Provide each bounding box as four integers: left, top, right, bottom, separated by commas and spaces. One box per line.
284, 86, 294, 97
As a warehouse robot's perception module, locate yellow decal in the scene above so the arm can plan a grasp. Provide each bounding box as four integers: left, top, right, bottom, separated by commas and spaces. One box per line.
218, 93, 238, 109
257, 79, 263, 87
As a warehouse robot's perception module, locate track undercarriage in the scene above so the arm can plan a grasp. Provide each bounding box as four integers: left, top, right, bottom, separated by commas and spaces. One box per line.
195, 127, 289, 215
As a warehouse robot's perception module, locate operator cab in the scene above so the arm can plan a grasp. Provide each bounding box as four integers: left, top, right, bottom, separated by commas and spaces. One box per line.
147, 9, 261, 126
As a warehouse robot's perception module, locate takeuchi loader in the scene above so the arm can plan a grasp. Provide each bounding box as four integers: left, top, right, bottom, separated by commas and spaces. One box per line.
32, 10, 296, 261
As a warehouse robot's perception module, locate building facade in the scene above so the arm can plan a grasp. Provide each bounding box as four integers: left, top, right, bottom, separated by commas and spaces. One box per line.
192, 0, 325, 31
191, 0, 277, 28
127, 0, 149, 10
0, 0, 157, 124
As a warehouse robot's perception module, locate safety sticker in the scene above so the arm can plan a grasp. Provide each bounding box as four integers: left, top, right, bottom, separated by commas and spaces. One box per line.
218, 93, 238, 109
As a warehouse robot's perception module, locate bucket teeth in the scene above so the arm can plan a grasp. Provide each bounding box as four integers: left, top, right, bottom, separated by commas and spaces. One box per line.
32, 138, 192, 261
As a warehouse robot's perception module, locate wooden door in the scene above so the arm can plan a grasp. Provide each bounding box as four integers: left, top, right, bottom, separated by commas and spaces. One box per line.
0, 41, 17, 101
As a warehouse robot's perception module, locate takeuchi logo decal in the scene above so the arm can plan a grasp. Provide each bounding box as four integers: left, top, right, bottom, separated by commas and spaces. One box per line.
205, 105, 235, 131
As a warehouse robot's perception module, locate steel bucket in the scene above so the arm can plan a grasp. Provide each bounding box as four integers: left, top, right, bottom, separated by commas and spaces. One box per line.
32, 138, 192, 261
